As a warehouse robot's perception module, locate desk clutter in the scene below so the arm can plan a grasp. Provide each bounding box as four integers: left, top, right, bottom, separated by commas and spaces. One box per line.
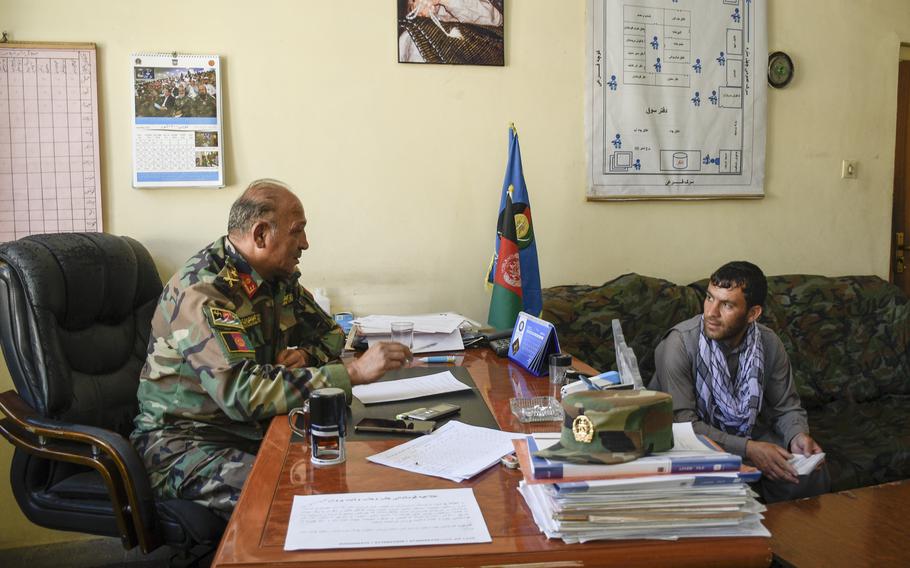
513, 395, 770, 542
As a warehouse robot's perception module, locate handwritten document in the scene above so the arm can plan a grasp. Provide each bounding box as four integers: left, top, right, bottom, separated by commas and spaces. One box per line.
284, 488, 491, 550
0, 45, 102, 242
367, 421, 525, 482
352, 370, 471, 404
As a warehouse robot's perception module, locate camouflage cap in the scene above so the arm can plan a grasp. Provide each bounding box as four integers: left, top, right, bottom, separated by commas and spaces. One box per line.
534, 389, 674, 464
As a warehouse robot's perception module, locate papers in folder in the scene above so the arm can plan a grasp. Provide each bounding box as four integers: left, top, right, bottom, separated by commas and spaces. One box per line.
355, 313, 469, 353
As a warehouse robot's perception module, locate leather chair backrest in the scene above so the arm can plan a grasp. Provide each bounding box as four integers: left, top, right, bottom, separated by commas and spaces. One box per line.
0, 233, 162, 437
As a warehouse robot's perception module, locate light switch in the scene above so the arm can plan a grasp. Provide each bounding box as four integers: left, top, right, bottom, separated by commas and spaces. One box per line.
841, 160, 858, 179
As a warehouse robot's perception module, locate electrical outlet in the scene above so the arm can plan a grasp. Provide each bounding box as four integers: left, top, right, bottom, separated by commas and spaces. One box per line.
841, 160, 858, 179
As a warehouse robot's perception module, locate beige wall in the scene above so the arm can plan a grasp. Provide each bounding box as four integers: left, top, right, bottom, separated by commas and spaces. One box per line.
1, 0, 909, 549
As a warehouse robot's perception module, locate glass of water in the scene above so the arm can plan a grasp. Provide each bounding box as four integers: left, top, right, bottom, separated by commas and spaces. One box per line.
390, 321, 414, 349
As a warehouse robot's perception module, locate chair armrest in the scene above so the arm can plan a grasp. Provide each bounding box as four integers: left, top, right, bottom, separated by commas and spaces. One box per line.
0, 390, 160, 552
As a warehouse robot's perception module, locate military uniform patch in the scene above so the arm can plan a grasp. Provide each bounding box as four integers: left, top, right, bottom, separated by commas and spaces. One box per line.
240, 313, 261, 328
240, 273, 258, 298
220, 331, 254, 354
282, 293, 294, 306
208, 306, 243, 329
222, 265, 239, 286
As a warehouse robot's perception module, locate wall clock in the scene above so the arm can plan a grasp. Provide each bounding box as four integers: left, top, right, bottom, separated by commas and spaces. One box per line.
768, 51, 794, 88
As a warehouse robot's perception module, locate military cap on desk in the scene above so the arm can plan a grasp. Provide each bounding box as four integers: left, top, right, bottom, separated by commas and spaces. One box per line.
534, 390, 673, 464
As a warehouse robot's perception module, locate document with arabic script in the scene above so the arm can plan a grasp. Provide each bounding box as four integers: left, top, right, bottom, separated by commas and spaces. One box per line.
284, 488, 490, 550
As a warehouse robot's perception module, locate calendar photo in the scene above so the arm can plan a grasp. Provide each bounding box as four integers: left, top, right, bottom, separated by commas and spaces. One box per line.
130, 53, 224, 188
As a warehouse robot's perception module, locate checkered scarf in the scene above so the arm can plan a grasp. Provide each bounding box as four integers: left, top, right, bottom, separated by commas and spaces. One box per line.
695, 315, 764, 437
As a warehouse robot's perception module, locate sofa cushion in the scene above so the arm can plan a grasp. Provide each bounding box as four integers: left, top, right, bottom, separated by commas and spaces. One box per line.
808, 396, 910, 492
542, 273, 702, 381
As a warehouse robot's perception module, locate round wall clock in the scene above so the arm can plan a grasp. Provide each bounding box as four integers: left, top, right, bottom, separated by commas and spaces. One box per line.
768, 51, 794, 88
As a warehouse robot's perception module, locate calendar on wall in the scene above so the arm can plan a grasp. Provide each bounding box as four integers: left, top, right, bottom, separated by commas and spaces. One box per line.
0, 43, 102, 243
130, 53, 223, 188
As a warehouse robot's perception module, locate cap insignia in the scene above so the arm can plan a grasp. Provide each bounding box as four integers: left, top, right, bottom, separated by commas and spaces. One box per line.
572, 415, 594, 443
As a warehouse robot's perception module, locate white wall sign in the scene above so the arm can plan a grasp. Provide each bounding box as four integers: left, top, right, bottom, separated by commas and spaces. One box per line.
587, 0, 767, 199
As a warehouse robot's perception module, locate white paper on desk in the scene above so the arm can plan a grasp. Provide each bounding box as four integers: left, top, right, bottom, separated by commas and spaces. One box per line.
283, 488, 491, 550
352, 370, 471, 404
366, 329, 464, 353
367, 421, 526, 482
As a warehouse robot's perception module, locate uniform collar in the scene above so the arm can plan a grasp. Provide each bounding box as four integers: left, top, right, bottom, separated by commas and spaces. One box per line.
220, 236, 299, 298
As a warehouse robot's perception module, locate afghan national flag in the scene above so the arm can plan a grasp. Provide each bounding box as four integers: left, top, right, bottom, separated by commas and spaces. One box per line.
486, 125, 542, 330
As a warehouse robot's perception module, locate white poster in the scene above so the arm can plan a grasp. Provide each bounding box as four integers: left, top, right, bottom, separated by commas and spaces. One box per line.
130, 53, 223, 188
587, 0, 766, 199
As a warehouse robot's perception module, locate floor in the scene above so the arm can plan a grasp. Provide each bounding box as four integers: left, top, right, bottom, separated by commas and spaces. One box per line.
0, 537, 210, 568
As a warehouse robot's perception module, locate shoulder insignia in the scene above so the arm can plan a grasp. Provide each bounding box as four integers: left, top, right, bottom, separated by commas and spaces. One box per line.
240, 273, 258, 298
241, 313, 261, 328
207, 306, 243, 330
220, 331, 254, 354
222, 265, 239, 286
282, 293, 294, 306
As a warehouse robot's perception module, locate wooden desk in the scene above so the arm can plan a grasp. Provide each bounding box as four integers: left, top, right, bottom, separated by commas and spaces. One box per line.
763, 480, 908, 567
212, 349, 772, 567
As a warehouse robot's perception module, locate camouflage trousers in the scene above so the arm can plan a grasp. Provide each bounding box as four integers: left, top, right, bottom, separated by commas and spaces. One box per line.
132, 430, 259, 520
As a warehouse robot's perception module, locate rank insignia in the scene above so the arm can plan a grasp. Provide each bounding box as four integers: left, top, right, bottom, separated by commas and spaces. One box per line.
240, 273, 258, 298
208, 306, 243, 329
221, 331, 254, 354
282, 293, 294, 306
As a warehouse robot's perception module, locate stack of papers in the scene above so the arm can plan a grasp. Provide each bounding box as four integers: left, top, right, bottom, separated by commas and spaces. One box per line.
367, 421, 525, 482
514, 423, 770, 542
355, 313, 474, 354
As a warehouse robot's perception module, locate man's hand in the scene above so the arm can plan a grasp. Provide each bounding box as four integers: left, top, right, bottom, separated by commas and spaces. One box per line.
789, 432, 823, 457
746, 440, 799, 484
345, 342, 413, 385
276, 348, 309, 369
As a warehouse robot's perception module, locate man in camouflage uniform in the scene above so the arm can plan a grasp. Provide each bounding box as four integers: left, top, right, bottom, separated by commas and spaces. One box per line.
131, 179, 410, 518
652, 261, 830, 503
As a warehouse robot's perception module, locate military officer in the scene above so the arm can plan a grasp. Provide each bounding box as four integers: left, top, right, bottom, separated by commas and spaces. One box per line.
131, 179, 410, 518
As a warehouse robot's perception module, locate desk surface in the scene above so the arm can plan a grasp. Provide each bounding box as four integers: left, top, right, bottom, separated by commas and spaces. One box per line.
763, 479, 908, 567
212, 349, 772, 568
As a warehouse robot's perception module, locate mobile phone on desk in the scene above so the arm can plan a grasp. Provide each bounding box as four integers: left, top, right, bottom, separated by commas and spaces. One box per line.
397, 403, 460, 421
354, 417, 436, 435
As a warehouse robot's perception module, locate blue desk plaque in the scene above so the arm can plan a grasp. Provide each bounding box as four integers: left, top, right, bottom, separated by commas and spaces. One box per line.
507, 312, 561, 376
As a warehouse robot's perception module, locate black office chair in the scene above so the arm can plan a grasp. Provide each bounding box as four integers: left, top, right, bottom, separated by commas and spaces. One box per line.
0, 233, 225, 559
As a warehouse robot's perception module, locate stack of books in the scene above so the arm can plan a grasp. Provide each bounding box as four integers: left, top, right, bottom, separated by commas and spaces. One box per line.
512, 423, 771, 542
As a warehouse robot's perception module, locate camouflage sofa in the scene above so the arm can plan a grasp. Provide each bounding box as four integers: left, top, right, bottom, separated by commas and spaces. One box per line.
542, 273, 910, 492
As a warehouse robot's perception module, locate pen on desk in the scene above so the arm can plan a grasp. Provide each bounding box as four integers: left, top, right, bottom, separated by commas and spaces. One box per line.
416, 341, 438, 351
417, 355, 456, 364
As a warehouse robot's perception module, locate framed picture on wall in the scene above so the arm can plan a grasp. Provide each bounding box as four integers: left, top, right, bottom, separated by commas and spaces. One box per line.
397, 0, 504, 66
